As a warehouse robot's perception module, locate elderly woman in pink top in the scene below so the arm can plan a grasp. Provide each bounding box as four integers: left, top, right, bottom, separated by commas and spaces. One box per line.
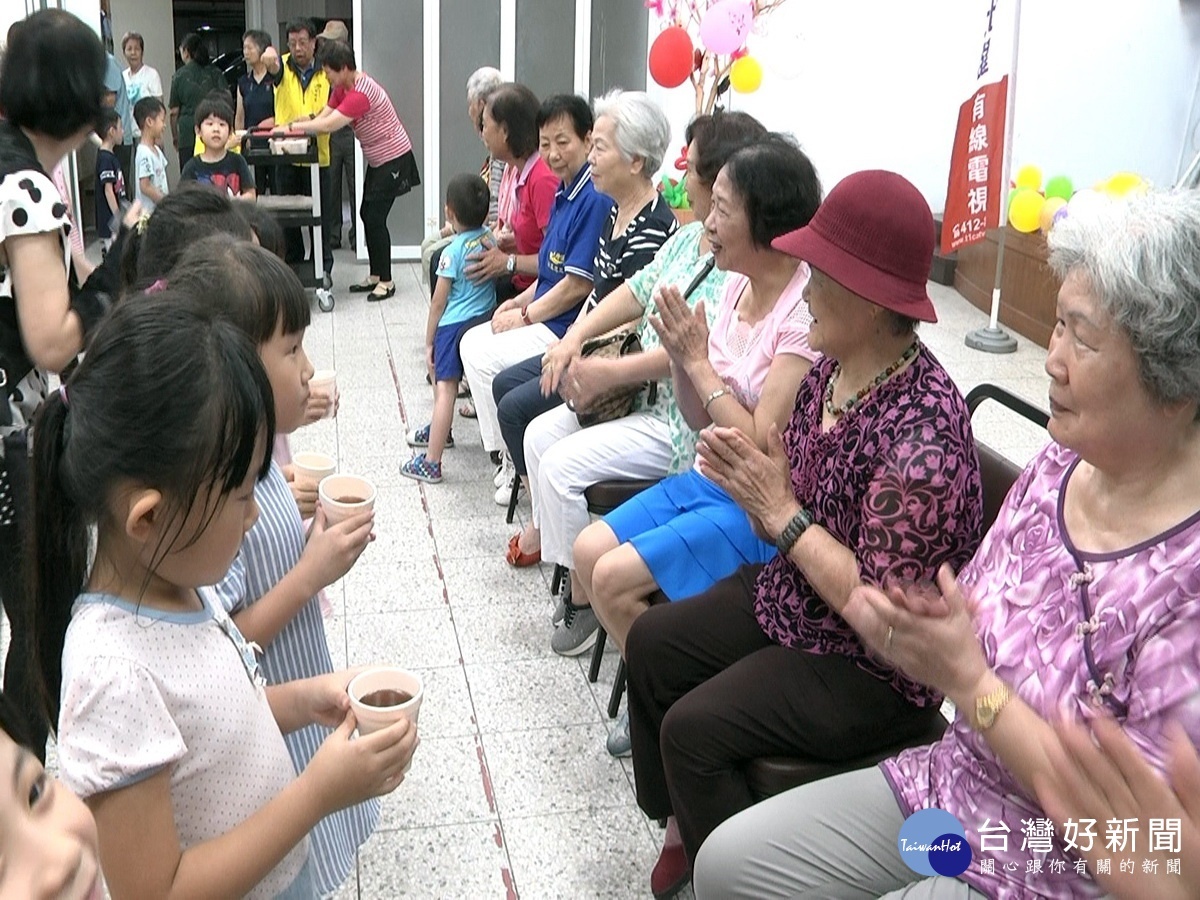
695, 188, 1200, 900
290, 39, 420, 301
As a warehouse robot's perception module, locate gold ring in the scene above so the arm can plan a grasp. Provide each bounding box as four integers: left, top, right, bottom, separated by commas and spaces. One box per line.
884, 625, 895, 651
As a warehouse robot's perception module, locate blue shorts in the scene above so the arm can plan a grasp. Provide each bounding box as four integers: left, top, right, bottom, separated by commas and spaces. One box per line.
604, 469, 777, 602
433, 312, 492, 382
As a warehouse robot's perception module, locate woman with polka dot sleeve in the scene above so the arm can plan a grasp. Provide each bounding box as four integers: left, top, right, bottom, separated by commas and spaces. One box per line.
0, 11, 113, 763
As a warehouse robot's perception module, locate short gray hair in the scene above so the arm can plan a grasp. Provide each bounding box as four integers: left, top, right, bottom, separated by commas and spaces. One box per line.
1048, 189, 1200, 413
592, 89, 671, 176
466, 67, 504, 105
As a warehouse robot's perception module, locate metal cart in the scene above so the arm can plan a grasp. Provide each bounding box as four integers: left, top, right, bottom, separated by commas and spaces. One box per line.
243, 129, 335, 312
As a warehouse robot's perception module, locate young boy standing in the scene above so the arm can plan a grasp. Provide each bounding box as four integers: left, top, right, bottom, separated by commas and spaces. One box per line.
94, 109, 125, 254
401, 173, 497, 484
180, 96, 256, 199
132, 96, 169, 213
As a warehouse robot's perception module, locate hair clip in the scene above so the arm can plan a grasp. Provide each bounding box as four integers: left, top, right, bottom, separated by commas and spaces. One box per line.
136, 213, 151, 235
58, 384, 69, 407
145, 278, 168, 294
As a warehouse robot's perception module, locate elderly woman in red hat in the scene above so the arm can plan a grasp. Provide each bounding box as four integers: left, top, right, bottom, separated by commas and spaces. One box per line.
625, 169, 985, 898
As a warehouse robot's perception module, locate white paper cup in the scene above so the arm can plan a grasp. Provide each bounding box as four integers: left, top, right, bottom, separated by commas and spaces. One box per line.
318, 474, 376, 525
348, 668, 423, 735
291, 451, 336, 489
309, 369, 337, 419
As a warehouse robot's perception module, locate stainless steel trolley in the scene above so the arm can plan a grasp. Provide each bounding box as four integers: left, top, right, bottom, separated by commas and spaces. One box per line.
243, 129, 335, 312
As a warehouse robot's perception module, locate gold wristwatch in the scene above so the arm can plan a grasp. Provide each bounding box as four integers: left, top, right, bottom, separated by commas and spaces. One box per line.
972, 682, 1013, 731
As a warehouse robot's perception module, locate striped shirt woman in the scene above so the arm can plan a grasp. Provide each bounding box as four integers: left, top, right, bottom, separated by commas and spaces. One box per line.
212, 462, 380, 896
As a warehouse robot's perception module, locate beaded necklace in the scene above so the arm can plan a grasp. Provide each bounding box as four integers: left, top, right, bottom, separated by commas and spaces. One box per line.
824, 340, 921, 419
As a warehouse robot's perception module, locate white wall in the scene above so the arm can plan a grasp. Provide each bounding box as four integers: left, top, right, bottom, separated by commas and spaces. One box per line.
644, 0, 1200, 211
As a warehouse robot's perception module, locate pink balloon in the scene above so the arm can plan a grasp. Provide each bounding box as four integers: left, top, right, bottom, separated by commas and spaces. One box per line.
699, 0, 753, 55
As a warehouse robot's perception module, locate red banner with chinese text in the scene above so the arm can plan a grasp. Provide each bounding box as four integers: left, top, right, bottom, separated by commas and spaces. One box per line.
942, 76, 1007, 255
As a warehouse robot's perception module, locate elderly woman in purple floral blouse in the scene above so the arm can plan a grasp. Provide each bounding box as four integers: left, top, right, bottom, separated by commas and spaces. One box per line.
624, 170, 985, 899
694, 188, 1200, 900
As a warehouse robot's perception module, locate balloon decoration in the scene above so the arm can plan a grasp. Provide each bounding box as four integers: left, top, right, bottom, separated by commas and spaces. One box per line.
1038, 196, 1068, 234
1044, 175, 1073, 201
659, 174, 690, 209
1102, 172, 1149, 198
699, 0, 754, 55
1067, 187, 1107, 219
729, 55, 762, 93
648, 26, 694, 88
1014, 164, 1042, 192
1007, 187, 1045, 233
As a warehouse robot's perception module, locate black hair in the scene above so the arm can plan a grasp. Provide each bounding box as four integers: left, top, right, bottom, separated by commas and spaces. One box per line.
241, 29, 272, 53
486, 84, 540, 159
688, 110, 768, 187
179, 33, 211, 67
446, 172, 490, 230
285, 18, 317, 41
121, 31, 145, 53
95, 108, 122, 141
319, 39, 355, 72
29, 294, 274, 724
0, 692, 30, 749
536, 93, 592, 139
0, 10, 107, 139
722, 133, 822, 248
133, 95, 166, 129
194, 95, 234, 131
169, 234, 312, 344
120, 185, 253, 293
239, 204, 286, 260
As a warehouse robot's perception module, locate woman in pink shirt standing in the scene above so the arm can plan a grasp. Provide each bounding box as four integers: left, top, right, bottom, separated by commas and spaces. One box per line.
291, 39, 420, 302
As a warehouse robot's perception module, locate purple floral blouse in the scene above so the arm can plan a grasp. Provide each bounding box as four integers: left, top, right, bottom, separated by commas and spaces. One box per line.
883, 441, 1200, 898
754, 348, 984, 708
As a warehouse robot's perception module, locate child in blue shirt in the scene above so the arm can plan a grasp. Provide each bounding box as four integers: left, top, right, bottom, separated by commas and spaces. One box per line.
94, 109, 125, 253
402, 173, 497, 483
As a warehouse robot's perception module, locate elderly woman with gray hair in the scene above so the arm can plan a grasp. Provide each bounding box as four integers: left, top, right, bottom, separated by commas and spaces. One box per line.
421, 66, 508, 286
694, 188, 1200, 900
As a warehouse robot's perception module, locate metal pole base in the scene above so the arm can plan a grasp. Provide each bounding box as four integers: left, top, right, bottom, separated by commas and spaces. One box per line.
965, 325, 1018, 354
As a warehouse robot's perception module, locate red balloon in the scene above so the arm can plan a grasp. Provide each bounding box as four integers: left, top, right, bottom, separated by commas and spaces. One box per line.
649, 26, 694, 88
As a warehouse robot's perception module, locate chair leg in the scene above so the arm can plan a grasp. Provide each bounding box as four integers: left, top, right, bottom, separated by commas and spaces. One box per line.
504, 475, 520, 524
607, 659, 626, 719
551, 563, 566, 596
588, 627, 606, 683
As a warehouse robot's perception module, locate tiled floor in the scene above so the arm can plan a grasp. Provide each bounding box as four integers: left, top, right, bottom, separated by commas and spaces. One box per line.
19, 246, 1056, 899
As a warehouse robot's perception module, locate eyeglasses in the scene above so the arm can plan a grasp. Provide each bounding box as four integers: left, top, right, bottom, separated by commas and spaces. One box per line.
287, 37, 312, 49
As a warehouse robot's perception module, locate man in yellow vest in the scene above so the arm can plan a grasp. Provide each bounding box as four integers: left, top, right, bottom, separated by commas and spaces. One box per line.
263, 17, 333, 283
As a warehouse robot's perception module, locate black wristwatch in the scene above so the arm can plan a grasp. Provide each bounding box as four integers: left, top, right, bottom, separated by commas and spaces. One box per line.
775, 507, 813, 556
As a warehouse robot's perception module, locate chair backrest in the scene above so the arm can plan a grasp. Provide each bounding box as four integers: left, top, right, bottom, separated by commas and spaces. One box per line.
965, 384, 1050, 532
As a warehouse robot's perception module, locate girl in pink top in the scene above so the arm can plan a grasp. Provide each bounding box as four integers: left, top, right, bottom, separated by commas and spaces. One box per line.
291, 40, 420, 301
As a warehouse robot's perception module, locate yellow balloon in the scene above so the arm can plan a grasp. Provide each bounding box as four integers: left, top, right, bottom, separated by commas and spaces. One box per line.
1104, 172, 1148, 198
1038, 196, 1068, 233
730, 55, 763, 94
1014, 164, 1043, 192
1008, 187, 1045, 233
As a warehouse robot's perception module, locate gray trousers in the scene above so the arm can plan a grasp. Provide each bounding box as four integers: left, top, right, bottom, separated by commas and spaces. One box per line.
693, 767, 988, 900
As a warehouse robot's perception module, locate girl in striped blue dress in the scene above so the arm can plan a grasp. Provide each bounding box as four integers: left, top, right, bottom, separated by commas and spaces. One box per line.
174, 235, 382, 896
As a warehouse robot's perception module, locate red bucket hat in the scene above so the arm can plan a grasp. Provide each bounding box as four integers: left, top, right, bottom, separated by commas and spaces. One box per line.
772, 170, 938, 323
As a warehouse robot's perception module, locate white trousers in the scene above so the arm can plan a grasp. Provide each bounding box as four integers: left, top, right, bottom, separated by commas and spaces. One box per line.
459, 321, 557, 453
524, 403, 673, 568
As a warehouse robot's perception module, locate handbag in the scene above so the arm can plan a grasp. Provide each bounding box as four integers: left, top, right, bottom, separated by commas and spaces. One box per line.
570, 255, 718, 428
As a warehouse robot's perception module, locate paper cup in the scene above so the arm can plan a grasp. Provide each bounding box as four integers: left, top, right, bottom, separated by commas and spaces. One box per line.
291, 451, 336, 489
309, 369, 337, 419
318, 474, 376, 525
348, 668, 423, 776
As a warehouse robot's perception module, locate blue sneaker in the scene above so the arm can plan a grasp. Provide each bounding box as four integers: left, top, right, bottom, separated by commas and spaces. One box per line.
400, 453, 443, 484
406, 423, 454, 448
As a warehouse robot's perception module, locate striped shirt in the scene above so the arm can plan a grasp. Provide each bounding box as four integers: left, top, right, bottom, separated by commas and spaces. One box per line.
328, 72, 412, 168
583, 192, 678, 315
211, 462, 379, 896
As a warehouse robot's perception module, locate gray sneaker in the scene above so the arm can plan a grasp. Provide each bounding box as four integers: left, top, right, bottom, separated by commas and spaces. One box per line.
606, 710, 632, 757
551, 601, 599, 656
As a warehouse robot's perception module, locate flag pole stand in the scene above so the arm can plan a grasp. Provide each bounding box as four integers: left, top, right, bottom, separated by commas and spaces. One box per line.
965, 245, 1018, 353
966, 0, 1021, 356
